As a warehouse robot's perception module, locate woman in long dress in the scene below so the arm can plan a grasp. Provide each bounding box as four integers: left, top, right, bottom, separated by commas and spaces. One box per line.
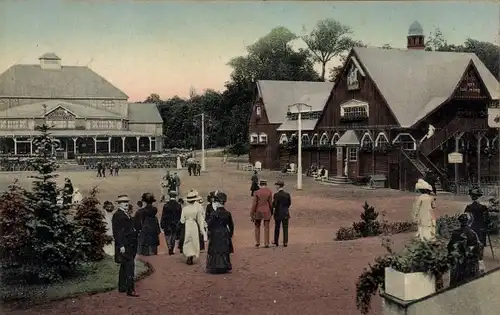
412, 179, 437, 241
137, 193, 161, 256
206, 191, 234, 274
103, 200, 115, 256
180, 190, 207, 265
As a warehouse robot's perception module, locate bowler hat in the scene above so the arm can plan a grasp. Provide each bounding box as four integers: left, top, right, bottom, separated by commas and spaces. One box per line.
275, 180, 285, 187
142, 192, 156, 203
469, 188, 483, 197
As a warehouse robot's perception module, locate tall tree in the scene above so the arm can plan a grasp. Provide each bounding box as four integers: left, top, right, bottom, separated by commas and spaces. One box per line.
302, 19, 356, 81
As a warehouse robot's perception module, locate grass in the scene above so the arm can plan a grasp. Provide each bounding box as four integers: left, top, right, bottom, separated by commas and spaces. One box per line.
0, 256, 151, 305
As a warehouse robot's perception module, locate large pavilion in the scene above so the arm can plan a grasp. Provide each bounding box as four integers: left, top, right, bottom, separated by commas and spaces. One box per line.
0, 53, 163, 158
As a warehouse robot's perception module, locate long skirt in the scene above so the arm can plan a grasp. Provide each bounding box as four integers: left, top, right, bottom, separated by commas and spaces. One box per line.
137, 244, 158, 256
182, 220, 202, 259
449, 260, 479, 287
206, 231, 233, 274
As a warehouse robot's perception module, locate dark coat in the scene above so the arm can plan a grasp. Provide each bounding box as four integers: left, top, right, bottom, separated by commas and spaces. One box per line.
464, 201, 489, 245
112, 209, 138, 263
250, 175, 259, 192
160, 199, 182, 234
138, 205, 161, 247
205, 203, 214, 222
447, 226, 482, 286
272, 189, 292, 220
207, 206, 234, 254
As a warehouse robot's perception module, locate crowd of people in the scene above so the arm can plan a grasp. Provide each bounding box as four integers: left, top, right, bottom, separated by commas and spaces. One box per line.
412, 177, 497, 287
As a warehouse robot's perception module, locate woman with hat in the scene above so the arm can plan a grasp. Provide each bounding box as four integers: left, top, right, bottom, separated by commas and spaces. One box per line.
447, 213, 483, 286
136, 193, 161, 256
180, 190, 207, 265
464, 187, 489, 272
206, 191, 234, 274
412, 179, 437, 241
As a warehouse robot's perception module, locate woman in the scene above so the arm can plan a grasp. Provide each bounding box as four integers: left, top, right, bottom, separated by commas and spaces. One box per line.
177, 197, 185, 253
63, 178, 74, 205
137, 193, 161, 256
180, 190, 207, 265
206, 191, 234, 274
412, 179, 437, 241
103, 200, 115, 256
448, 213, 483, 286
197, 195, 206, 251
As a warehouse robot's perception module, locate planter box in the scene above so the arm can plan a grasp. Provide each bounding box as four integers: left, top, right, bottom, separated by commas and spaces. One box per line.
384, 267, 435, 301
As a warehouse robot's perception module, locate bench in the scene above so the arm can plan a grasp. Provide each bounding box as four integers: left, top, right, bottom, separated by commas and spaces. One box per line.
369, 174, 387, 189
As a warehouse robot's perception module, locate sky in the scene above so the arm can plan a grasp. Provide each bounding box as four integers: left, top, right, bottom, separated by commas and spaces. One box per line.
0, 1, 498, 102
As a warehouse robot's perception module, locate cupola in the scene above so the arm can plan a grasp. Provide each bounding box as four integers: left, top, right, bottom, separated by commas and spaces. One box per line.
407, 21, 425, 50
39, 53, 61, 70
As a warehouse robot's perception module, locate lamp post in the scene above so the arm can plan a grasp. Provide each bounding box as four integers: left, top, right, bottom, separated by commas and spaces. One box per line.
194, 112, 207, 172
288, 103, 312, 190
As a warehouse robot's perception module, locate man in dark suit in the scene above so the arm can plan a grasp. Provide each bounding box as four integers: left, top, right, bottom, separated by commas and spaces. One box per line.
160, 191, 182, 255
272, 180, 291, 247
112, 194, 139, 297
464, 188, 490, 273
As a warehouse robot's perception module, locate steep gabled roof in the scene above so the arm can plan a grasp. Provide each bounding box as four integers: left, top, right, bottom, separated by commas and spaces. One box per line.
0, 64, 128, 99
0, 100, 122, 118
353, 47, 500, 128
256, 80, 334, 124
128, 103, 163, 123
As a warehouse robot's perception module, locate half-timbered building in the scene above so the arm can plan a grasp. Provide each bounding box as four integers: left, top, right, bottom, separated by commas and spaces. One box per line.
0, 53, 163, 158
278, 22, 500, 191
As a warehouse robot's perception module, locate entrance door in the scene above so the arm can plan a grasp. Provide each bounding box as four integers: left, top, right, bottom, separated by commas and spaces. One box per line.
389, 163, 400, 190
336, 147, 343, 176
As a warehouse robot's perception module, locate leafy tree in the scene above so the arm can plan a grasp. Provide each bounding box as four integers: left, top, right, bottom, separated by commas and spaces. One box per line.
0, 180, 35, 283
145, 93, 161, 104
381, 43, 393, 50
26, 124, 86, 283
73, 187, 112, 262
425, 27, 447, 51
303, 19, 356, 81
228, 142, 249, 169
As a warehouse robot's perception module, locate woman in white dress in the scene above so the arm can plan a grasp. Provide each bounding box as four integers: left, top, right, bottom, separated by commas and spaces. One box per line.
180, 190, 207, 265
197, 195, 206, 251
103, 201, 115, 256
412, 179, 437, 241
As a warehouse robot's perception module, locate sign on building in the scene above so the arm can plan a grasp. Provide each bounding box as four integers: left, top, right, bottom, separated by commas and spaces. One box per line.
448, 152, 463, 164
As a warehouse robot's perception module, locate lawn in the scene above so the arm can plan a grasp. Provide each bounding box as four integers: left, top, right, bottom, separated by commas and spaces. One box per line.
0, 256, 150, 304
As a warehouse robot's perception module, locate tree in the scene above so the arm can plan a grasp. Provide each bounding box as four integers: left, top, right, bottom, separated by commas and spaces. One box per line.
74, 187, 112, 262
145, 93, 161, 104
228, 142, 249, 169
425, 27, 447, 51
381, 44, 393, 50
0, 180, 35, 283
26, 124, 87, 283
462, 38, 499, 79
303, 19, 356, 81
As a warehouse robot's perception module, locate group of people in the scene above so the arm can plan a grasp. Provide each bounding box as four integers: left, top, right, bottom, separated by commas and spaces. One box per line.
187, 157, 202, 176
250, 175, 292, 248
108, 187, 235, 297
412, 177, 494, 287
96, 161, 120, 177
161, 171, 181, 199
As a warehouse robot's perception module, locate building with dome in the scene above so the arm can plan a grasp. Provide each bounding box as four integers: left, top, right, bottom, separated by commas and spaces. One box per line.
0, 53, 163, 158
249, 22, 500, 192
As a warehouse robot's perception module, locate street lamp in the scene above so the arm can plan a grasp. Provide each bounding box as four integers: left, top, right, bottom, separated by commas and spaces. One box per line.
194, 112, 207, 172
287, 102, 312, 190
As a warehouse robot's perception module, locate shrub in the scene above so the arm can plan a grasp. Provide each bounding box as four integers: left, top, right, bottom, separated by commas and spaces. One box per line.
74, 187, 113, 262
436, 214, 460, 239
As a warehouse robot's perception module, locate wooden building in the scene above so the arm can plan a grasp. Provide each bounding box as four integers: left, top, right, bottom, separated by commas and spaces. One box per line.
0, 53, 163, 158
270, 21, 500, 191
248, 80, 334, 169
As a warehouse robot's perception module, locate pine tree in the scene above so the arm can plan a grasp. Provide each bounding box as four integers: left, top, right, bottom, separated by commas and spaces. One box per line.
74, 187, 113, 262
0, 180, 36, 283
353, 201, 381, 237
26, 124, 87, 283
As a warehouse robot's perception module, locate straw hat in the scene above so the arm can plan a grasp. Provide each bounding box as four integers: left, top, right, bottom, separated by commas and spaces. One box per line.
186, 190, 199, 202
116, 194, 130, 203
415, 179, 432, 191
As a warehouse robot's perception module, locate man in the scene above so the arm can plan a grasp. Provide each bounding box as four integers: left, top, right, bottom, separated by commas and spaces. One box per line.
112, 161, 120, 176
111, 195, 139, 297
96, 161, 103, 177
173, 172, 181, 195
250, 179, 273, 248
196, 161, 201, 176
250, 170, 259, 196
161, 191, 182, 255
464, 188, 489, 273
423, 170, 437, 195
272, 180, 291, 247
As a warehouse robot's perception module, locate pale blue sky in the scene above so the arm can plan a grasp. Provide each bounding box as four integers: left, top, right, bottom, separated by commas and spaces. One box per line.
0, 1, 497, 101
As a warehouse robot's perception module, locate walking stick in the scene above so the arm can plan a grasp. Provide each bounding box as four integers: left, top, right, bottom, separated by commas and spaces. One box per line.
487, 232, 496, 260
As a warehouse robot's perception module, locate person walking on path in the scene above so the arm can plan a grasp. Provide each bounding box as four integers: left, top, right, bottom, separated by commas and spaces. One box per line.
412, 179, 437, 241
464, 188, 489, 272
250, 179, 273, 248
196, 195, 206, 251
160, 191, 182, 255
272, 180, 291, 247
173, 172, 181, 195
136, 193, 161, 256
111, 194, 139, 297
206, 191, 234, 274
180, 190, 207, 265
250, 170, 259, 196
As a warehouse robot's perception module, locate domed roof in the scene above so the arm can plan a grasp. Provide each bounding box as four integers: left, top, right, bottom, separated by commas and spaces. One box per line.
408, 21, 424, 36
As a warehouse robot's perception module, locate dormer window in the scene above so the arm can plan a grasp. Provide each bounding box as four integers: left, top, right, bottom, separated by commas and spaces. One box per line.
250, 133, 258, 144
340, 99, 369, 122
259, 133, 268, 144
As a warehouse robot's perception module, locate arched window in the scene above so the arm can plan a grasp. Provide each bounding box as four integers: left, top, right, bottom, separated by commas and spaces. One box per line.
279, 133, 288, 144
250, 132, 258, 144
392, 133, 416, 151
310, 133, 318, 145
302, 133, 310, 144
360, 132, 373, 147
480, 136, 489, 149
492, 136, 498, 148
331, 132, 340, 145
375, 132, 389, 147
290, 133, 297, 140
259, 133, 268, 144
319, 132, 329, 145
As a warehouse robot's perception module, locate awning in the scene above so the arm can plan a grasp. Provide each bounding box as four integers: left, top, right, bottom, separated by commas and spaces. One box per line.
336, 130, 359, 146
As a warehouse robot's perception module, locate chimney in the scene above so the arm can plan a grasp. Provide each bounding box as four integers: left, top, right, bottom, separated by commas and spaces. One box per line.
39, 53, 61, 70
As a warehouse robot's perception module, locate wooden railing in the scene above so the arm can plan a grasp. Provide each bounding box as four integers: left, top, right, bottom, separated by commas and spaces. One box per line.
420, 117, 488, 156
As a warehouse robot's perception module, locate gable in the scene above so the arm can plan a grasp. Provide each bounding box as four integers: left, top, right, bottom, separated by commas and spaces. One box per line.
249, 99, 271, 126
453, 63, 490, 100
45, 106, 77, 120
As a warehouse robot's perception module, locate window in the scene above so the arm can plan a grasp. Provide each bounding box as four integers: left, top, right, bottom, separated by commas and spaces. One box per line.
310, 134, 318, 145
360, 132, 373, 147
250, 133, 258, 144
255, 106, 261, 117
7, 120, 20, 129
301, 134, 310, 144
331, 133, 340, 145
341, 106, 368, 117
319, 133, 329, 145
348, 147, 358, 161
392, 133, 417, 151
279, 134, 288, 144
102, 100, 115, 108
375, 132, 389, 147
259, 133, 268, 144
91, 120, 117, 129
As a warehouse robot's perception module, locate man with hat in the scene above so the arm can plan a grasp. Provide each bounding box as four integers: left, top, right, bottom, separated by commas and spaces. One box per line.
111, 194, 139, 297
272, 180, 292, 247
464, 187, 489, 272
161, 191, 182, 255
250, 179, 273, 248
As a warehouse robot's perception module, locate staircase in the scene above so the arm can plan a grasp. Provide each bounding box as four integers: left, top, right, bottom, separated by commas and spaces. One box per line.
401, 150, 429, 176
315, 175, 352, 186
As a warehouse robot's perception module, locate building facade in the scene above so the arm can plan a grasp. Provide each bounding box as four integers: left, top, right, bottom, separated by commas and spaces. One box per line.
0, 53, 163, 158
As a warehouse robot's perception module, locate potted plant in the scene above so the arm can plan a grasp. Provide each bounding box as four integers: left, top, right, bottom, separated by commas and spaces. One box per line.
355, 238, 451, 315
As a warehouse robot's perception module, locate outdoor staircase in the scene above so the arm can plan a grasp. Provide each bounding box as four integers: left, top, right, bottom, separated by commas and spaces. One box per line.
401, 150, 429, 176
315, 175, 352, 186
